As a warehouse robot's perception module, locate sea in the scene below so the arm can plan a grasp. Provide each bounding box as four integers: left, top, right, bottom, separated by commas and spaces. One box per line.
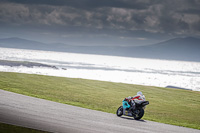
0, 47, 200, 91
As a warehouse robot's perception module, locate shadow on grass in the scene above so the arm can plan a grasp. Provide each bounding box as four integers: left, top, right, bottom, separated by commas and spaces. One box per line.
120, 116, 146, 122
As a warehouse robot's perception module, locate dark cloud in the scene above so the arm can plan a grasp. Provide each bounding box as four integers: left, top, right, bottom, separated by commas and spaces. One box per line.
178, 9, 200, 15
0, 0, 199, 46
1, 0, 151, 9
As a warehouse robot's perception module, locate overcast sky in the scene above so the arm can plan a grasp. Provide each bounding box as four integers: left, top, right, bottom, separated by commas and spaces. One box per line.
0, 0, 200, 46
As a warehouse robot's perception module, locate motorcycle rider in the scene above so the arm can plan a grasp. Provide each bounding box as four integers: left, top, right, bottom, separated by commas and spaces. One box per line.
122, 91, 145, 115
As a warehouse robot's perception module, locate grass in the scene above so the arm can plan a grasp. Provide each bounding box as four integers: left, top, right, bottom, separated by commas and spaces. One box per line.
0, 72, 200, 129
0, 122, 48, 133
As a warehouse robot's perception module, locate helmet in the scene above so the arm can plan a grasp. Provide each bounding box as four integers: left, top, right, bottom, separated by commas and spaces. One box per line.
137, 91, 143, 96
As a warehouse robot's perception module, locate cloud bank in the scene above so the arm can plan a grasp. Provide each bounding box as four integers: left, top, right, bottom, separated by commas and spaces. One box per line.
0, 0, 200, 45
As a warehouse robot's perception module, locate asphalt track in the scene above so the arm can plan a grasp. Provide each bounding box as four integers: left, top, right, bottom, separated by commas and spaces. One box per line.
0, 89, 199, 133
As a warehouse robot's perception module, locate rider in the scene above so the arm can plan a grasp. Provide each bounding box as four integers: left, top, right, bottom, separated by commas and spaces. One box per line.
122, 91, 145, 114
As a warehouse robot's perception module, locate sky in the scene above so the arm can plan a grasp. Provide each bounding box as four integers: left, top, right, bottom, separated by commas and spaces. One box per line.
0, 0, 200, 46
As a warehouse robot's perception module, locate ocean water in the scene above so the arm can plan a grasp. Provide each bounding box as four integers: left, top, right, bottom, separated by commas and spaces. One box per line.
0, 47, 200, 91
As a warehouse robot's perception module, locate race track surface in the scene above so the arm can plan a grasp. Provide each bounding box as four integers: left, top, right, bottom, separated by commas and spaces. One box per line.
0, 89, 199, 133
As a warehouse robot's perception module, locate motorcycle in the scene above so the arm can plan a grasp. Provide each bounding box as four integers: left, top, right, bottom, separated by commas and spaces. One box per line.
116, 100, 149, 120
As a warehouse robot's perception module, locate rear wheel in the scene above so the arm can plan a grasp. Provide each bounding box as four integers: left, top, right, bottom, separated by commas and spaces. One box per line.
133, 108, 144, 120
116, 106, 123, 117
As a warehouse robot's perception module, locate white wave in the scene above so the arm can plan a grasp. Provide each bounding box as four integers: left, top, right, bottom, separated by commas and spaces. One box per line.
0, 47, 200, 91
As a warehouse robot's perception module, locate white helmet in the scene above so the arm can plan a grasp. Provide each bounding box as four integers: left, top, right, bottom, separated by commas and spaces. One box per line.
137, 91, 143, 96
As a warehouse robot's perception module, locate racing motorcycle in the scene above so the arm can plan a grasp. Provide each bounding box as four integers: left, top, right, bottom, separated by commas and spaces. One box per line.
116, 100, 149, 120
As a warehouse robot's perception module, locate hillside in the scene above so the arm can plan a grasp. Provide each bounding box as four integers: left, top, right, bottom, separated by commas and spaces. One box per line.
0, 37, 200, 62
0, 37, 48, 50
143, 37, 200, 61
0, 72, 200, 129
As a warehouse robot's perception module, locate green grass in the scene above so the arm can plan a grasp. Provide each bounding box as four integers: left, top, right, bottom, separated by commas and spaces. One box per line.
0, 122, 48, 133
0, 72, 200, 129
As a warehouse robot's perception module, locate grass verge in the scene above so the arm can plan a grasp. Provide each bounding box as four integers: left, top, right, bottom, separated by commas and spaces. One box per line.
0, 123, 48, 133
0, 72, 199, 129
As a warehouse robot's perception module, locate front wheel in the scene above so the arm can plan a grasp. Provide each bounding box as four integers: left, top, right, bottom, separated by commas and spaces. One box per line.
133, 108, 144, 120
116, 106, 123, 117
